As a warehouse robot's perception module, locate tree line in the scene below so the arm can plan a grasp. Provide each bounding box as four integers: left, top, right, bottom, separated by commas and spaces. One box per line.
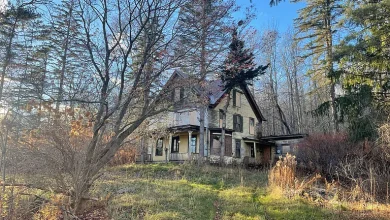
260, 0, 389, 141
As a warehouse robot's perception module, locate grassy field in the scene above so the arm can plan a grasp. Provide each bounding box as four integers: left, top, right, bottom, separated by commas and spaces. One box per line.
92, 163, 359, 220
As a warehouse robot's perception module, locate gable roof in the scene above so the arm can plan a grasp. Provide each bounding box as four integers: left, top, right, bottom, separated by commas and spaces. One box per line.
167, 70, 266, 122
206, 80, 266, 122
240, 84, 266, 122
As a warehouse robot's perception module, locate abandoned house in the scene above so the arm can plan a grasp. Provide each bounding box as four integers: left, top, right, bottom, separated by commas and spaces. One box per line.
137, 70, 305, 165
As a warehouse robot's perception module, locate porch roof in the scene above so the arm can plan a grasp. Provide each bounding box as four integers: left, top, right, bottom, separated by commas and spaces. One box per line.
209, 127, 234, 132
242, 136, 273, 145
168, 125, 200, 132
260, 134, 307, 141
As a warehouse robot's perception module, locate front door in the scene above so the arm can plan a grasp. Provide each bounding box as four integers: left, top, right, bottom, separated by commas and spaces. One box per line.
262, 146, 271, 164
171, 136, 179, 153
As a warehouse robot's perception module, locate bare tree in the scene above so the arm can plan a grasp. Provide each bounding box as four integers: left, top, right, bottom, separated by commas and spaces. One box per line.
280, 28, 305, 133
2, 0, 189, 214
260, 28, 291, 135
42, 0, 188, 212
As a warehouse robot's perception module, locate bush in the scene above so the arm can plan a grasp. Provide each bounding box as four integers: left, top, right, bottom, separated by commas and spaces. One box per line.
108, 145, 137, 166
296, 133, 390, 203
296, 133, 355, 176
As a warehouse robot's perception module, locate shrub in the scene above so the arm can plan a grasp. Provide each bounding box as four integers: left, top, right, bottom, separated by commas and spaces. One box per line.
296, 132, 390, 203
109, 145, 137, 166
296, 133, 355, 176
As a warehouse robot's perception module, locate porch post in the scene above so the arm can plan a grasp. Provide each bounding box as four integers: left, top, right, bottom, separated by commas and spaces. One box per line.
254, 142, 257, 158
188, 131, 193, 160
167, 134, 172, 163
205, 127, 209, 157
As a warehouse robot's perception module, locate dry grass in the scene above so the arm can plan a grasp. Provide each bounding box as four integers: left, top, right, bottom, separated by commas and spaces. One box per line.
90, 163, 366, 220
269, 153, 297, 189
2, 162, 390, 219
268, 154, 390, 220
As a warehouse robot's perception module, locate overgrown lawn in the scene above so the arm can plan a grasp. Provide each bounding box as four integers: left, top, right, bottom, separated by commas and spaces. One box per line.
92, 163, 351, 220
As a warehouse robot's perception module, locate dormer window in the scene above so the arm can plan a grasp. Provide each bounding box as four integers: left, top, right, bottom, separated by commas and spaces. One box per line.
173, 87, 184, 102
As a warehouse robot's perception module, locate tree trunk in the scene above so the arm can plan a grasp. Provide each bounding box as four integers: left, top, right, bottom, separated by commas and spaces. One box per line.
293, 65, 302, 133
220, 92, 231, 166
325, 0, 339, 133
287, 68, 296, 132
56, 5, 73, 116
198, 0, 208, 165
198, 106, 205, 165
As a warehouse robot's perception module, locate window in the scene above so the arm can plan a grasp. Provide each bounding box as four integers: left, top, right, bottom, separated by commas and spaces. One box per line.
190, 135, 197, 153
171, 136, 180, 153
233, 114, 243, 132
235, 139, 241, 158
219, 109, 224, 128
173, 88, 184, 102
233, 90, 241, 107
282, 145, 291, 154
155, 138, 163, 156
225, 136, 232, 156
249, 118, 255, 135
250, 145, 255, 158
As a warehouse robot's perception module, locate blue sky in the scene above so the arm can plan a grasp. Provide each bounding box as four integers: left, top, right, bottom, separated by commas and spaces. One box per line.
236, 0, 306, 32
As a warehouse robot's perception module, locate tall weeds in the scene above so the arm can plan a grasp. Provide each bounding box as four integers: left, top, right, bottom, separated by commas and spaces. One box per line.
269, 153, 297, 189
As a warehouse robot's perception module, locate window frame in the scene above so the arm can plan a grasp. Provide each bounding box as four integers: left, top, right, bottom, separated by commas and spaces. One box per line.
249, 117, 255, 135
233, 114, 243, 132
173, 87, 184, 102
219, 109, 224, 128
235, 139, 241, 158
155, 138, 164, 156
233, 90, 241, 107
282, 145, 291, 155
171, 136, 180, 153
190, 135, 197, 153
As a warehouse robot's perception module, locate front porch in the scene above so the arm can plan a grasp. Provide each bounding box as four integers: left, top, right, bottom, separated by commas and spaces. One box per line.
242, 137, 275, 167
167, 125, 203, 161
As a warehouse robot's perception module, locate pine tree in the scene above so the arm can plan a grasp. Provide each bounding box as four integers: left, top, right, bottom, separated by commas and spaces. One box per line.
50, 0, 86, 115
335, 0, 390, 141
293, 0, 344, 133
219, 27, 268, 164
0, 4, 39, 103
0, 1, 42, 204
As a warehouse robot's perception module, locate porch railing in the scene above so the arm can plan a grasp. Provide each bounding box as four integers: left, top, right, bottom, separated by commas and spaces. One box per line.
169, 153, 188, 161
